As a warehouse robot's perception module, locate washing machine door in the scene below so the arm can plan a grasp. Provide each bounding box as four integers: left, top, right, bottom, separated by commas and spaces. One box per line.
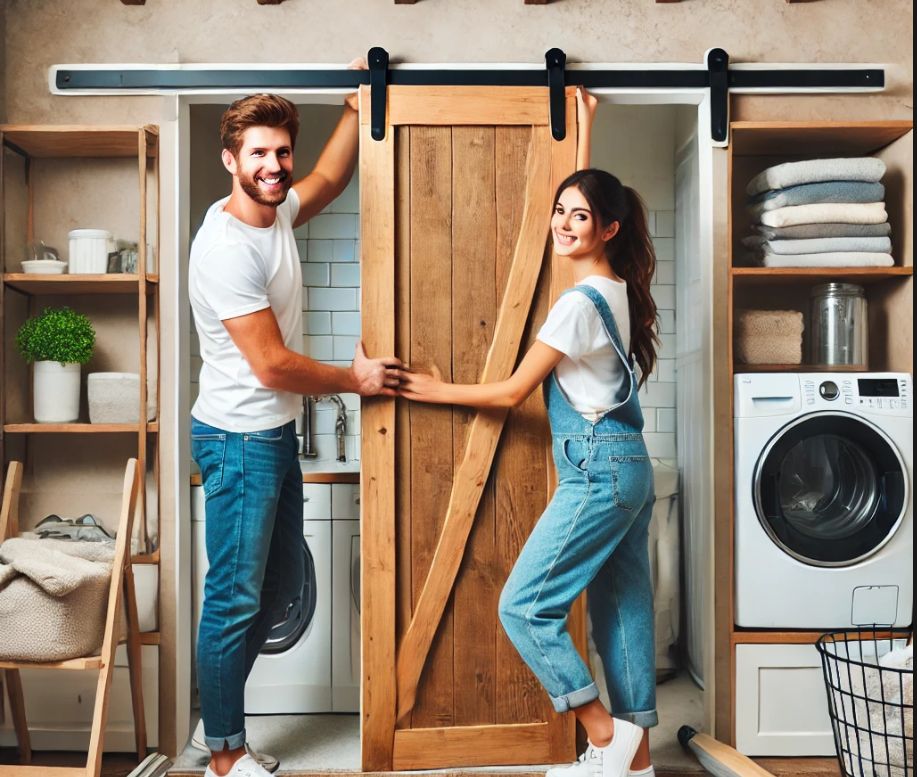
754, 411, 907, 567
260, 535, 317, 654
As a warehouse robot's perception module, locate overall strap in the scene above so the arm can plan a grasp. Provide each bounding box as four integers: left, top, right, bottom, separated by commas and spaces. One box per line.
562, 284, 634, 376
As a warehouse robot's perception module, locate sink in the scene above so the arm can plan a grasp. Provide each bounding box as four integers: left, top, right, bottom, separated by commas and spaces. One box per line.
299, 458, 361, 475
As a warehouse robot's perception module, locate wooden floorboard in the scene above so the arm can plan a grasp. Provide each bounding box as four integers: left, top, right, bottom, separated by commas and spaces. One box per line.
1, 749, 842, 777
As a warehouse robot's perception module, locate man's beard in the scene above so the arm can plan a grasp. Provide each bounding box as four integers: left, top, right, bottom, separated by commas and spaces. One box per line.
238, 170, 291, 206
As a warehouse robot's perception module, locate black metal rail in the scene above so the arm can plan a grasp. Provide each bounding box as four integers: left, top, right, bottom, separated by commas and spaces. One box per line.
53, 47, 885, 144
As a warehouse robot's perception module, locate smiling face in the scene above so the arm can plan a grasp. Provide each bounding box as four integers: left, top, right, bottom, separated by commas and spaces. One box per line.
222, 125, 293, 207
550, 185, 619, 259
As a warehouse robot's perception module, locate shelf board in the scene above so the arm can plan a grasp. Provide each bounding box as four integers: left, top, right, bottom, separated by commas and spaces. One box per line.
132, 550, 160, 565
734, 364, 865, 373
3, 422, 159, 433
731, 266, 913, 285
139, 632, 160, 646
0, 655, 103, 670
3, 273, 159, 295
1, 124, 158, 158
730, 120, 913, 157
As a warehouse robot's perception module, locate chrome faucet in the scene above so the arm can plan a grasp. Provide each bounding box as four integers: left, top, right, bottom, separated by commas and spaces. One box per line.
315, 394, 347, 462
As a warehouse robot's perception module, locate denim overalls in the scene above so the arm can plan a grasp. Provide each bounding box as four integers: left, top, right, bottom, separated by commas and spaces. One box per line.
498, 284, 658, 728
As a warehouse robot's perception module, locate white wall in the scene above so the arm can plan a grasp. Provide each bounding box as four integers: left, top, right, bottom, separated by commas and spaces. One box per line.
592, 105, 680, 460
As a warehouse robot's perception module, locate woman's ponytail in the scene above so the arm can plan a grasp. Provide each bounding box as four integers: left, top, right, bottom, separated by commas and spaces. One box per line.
553, 170, 660, 387
611, 186, 659, 387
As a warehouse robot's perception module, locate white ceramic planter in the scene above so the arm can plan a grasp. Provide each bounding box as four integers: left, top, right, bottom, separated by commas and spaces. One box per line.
33, 361, 81, 423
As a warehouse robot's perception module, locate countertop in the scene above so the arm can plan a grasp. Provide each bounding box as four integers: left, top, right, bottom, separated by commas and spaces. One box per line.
191, 459, 360, 485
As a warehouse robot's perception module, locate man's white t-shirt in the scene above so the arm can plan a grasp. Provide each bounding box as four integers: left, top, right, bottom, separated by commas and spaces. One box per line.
189, 189, 303, 432
536, 275, 631, 419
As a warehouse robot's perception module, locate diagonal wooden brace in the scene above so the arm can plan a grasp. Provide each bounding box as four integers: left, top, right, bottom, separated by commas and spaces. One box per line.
395, 128, 554, 722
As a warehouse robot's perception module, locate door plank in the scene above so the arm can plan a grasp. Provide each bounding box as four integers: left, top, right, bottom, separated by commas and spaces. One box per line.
359, 87, 398, 772
395, 127, 554, 722
393, 722, 555, 770
408, 125, 456, 728
492, 126, 551, 725
389, 86, 552, 127
451, 126, 498, 726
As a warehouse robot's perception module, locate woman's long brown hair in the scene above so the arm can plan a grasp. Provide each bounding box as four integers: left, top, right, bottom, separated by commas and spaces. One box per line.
554, 169, 660, 387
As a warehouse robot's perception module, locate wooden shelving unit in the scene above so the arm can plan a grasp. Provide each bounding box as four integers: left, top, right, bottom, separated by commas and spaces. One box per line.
715, 120, 914, 748
0, 125, 162, 741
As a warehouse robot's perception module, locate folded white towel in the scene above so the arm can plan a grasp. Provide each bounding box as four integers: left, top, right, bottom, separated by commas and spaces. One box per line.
762, 252, 894, 268
746, 157, 886, 196
760, 202, 888, 228
742, 236, 892, 255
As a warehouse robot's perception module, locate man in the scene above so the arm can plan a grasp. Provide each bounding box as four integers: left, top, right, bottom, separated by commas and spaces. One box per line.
189, 82, 399, 777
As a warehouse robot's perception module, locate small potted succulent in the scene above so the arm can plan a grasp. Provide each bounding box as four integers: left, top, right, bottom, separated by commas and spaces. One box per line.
16, 306, 96, 423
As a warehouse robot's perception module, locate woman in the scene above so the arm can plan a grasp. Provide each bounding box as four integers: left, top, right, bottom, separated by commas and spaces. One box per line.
398, 107, 661, 776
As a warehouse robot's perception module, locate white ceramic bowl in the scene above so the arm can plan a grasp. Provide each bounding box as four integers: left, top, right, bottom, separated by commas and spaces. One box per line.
21, 259, 68, 274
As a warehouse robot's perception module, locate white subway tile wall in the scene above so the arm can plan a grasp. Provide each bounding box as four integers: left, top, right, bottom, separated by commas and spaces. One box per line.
189, 173, 677, 461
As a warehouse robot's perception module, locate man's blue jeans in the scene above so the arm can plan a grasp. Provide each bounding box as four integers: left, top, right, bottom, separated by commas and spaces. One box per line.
191, 417, 304, 751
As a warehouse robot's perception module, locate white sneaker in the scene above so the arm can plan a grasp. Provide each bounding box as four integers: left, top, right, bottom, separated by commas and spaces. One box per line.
628, 768, 655, 777
203, 753, 273, 777
191, 719, 280, 773
545, 719, 644, 777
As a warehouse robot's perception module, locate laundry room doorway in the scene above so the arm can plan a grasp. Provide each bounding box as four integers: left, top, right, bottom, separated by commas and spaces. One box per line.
175, 82, 715, 773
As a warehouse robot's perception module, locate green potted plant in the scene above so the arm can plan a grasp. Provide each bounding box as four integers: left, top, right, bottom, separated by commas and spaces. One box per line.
16, 306, 95, 423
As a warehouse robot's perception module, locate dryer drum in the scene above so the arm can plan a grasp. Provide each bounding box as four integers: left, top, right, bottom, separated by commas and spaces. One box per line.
754, 412, 907, 567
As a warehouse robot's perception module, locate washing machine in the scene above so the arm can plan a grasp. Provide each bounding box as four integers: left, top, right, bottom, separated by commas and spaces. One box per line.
734, 372, 912, 628
191, 484, 333, 713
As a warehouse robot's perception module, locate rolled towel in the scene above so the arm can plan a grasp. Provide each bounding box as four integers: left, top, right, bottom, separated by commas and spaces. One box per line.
736, 333, 803, 365
760, 202, 888, 228
742, 236, 892, 254
746, 157, 886, 196
755, 222, 892, 240
748, 180, 885, 216
736, 309, 804, 337
761, 251, 894, 268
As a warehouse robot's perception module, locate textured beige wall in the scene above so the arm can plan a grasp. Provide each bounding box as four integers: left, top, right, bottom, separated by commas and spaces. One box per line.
2, 0, 913, 124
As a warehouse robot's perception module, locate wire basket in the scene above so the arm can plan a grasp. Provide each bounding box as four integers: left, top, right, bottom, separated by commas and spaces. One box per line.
816, 627, 913, 777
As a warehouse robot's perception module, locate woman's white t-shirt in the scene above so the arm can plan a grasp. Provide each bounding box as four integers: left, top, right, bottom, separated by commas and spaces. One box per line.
536, 275, 631, 419
189, 190, 303, 433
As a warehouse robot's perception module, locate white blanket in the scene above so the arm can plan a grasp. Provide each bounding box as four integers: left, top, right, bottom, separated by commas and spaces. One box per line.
760, 202, 888, 228
746, 157, 887, 196
762, 252, 894, 268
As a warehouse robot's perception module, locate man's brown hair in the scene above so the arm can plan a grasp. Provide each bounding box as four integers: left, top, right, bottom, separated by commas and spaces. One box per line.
220, 94, 300, 157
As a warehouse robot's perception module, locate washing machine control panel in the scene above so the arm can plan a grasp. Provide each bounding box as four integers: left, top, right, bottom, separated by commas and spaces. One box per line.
800, 375, 911, 414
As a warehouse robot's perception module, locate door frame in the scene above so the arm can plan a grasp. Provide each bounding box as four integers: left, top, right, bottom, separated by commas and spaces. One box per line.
170, 81, 716, 763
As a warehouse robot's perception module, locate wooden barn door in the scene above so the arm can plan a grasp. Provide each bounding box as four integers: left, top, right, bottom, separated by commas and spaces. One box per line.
360, 85, 581, 771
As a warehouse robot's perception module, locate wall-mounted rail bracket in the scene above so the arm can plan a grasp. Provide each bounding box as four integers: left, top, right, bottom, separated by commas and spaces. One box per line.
707, 48, 730, 144
368, 47, 390, 141
546, 48, 567, 141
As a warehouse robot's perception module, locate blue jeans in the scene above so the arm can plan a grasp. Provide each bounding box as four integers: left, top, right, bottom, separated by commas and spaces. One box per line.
498, 434, 658, 727
191, 417, 304, 751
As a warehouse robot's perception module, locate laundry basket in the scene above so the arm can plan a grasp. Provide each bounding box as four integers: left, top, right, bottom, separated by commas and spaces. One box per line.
816, 627, 913, 777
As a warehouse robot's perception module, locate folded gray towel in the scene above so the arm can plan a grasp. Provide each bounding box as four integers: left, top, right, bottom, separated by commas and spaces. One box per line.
747, 157, 886, 196
749, 180, 884, 211
742, 236, 892, 254
760, 202, 888, 228
761, 252, 894, 268
755, 222, 892, 240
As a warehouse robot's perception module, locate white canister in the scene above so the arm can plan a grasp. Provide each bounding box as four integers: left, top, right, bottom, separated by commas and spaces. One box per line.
68, 229, 112, 274
33, 361, 81, 423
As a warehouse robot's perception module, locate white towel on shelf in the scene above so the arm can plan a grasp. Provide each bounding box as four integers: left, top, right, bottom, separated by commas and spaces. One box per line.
746, 157, 887, 196
760, 202, 888, 228
761, 251, 894, 268
742, 236, 892, 255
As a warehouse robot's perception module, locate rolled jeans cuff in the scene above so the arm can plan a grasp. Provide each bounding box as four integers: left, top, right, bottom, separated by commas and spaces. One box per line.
550, 681, 600, 713
204, 727, 246, 752
615, 709, 659, 728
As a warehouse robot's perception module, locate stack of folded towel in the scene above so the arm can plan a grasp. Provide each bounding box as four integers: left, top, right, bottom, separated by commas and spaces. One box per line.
742, 158, 893, 268
735, 309, 804, 365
